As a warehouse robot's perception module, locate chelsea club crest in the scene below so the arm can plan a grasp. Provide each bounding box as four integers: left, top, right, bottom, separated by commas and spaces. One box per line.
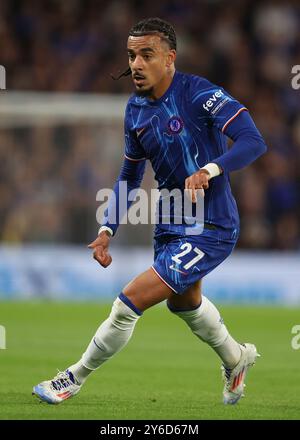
168, 116, 184, 134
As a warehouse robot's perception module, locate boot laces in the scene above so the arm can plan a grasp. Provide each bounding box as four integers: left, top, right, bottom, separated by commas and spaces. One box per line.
51, 370, 73, 391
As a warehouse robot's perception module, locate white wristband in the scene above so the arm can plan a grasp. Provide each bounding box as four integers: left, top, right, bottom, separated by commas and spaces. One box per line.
98, 226, 113, 237
201, 163, 221, 179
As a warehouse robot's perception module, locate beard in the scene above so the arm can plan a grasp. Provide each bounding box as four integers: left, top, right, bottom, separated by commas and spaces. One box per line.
135, 86, 154, 97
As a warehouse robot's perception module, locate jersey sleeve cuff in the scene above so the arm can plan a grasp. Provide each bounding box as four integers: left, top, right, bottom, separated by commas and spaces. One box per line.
98, 226, 114, 236
201, 162, 222, 179
124, 154, 146, 162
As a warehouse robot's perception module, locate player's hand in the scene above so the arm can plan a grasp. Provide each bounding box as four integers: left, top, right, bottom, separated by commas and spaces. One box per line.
185, 169, 210, 203
88, 231, 112, 268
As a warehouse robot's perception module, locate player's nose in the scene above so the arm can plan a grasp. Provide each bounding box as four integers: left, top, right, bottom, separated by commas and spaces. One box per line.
131, 55, 144, 69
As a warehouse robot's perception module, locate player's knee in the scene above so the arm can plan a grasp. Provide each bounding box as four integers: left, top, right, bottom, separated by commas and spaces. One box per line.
109, 295, 142, 331
167, 297, 228, 347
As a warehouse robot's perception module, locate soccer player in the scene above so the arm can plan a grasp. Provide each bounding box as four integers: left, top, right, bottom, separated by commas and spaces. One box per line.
33, 18, 266, 405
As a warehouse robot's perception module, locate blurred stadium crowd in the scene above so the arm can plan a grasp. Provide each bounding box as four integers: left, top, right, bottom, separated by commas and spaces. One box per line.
0, 0, 300, 249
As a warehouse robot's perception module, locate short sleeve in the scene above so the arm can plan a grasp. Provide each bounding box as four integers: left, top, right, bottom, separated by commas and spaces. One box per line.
191, 78, 247, 133
124, 102, 147, 162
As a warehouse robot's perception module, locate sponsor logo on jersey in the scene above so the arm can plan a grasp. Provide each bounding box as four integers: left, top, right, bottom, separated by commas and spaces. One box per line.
203, 89, 225, 112
168, 116, 184, 134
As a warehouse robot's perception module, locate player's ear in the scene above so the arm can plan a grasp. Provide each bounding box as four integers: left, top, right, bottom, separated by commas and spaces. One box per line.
166, 49, 176, 67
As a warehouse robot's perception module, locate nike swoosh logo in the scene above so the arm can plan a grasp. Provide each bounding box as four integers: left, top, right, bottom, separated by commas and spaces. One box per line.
169, 265, 188, 275
136, 127, 146, 137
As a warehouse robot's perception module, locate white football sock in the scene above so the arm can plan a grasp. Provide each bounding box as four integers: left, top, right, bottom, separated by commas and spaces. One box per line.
168, 295, 241, 369
68, 295, 141, 384
67, 360, 92, 385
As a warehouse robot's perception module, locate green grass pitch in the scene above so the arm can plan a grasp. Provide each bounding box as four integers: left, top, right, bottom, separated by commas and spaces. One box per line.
0, 301, 300, 420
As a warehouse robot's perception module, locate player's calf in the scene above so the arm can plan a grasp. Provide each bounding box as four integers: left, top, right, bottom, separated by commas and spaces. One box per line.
167, 295, 241, 368
167, 297, 260, 404
80, 293, 142, 371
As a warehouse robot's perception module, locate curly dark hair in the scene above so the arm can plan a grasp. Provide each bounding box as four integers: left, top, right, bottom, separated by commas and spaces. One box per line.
129, 17, 177, 50
111, 17, 176, 80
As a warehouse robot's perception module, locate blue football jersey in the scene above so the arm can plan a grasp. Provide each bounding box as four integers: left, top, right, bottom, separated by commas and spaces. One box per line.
124, 70, 247, 236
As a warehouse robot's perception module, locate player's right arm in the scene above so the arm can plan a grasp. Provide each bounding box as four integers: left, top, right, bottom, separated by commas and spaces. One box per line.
88, 157, 146, 267
88, 102, 147, 268
88, 228, 112, 268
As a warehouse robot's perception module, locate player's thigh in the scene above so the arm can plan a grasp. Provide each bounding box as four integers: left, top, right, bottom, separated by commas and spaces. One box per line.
123, 267, 173, 311
168, 280, 202, 310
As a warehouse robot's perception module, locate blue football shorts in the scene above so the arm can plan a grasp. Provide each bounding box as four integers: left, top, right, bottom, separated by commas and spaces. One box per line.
152, 227, 238, 294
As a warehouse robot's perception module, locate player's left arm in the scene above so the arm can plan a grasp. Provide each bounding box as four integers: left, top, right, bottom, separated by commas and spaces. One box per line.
185, 110, 267, 202
210, 110, 267, 174
185, 80, 267, 201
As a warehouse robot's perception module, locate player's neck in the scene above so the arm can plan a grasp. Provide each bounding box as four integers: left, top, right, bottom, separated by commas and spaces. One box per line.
150, 67, 176, 101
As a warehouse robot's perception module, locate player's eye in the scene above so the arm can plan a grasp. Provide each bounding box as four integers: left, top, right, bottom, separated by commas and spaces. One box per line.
128, 54, 135, 61
143, 55, 152, 60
